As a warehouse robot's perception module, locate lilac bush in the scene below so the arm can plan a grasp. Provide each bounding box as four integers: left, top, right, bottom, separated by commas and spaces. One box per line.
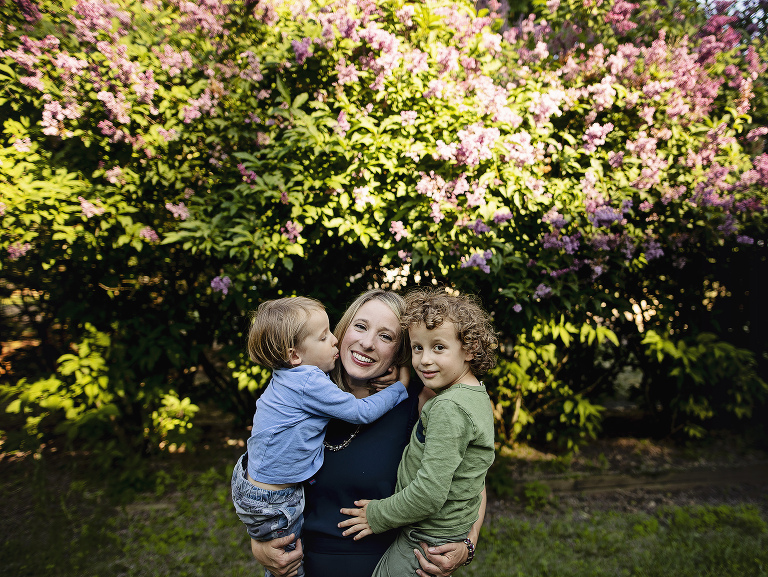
1, 0, 766, 459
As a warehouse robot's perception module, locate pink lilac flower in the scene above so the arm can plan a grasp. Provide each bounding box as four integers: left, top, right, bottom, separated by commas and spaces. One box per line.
404, 49, 429, 74
455, 124, 499, 166
182, 87, 219, 124
465, 181, 487, 207
747, 127, 768, 142
155, 45, 193, 76
104, 166, 123, 184
14, 0, 42, 22
13, 137, 32, 152
97, 91, 130, 124
157, 127, 179, 141
334, 111, 350, 137
605, 0, 639, 34
396, 5, 415, 26
504, 131, 537, 166
210, 275, 231, 294
583, 122, 614, 152
436, 45, 460, 76
139, 227, 160, 242
7, 242, 32, 260
78, 196, 105, 218
70, 0, 131, 43
353, 186, 373, 207
398, 250, 411, 261
389, 220, 408, 241
336, 58, 360, 85
166, 202, 190, 220
281, 220, 303, 242
433, 140, 458, 161
400, 110, 417, 126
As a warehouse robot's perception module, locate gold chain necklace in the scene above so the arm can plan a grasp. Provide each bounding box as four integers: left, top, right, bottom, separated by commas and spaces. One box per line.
323, 425, 362, 452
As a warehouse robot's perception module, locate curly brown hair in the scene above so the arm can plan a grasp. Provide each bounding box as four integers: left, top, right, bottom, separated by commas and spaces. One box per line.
402, 288, 498, 375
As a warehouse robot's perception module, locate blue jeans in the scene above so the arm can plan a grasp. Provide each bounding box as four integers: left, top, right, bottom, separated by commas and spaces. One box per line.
231, 453, 305, 577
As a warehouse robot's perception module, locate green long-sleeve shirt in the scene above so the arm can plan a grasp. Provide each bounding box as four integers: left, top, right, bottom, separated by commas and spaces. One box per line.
366, 383, 495, 537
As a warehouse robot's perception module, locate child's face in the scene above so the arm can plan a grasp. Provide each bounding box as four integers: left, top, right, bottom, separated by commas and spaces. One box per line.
294, 309, 339, 372
409, 321, 475, 392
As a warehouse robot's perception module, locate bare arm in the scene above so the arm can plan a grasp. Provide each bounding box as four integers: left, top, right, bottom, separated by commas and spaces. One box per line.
414, 487, 487, 577
250, 535, 303, 577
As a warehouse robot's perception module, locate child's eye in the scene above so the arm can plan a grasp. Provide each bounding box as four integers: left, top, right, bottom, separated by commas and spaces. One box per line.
434, 345, 445, 351
412, 345, 422, 352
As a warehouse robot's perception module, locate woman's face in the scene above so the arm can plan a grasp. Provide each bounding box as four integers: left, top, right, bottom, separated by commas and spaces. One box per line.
338, 299, 401, 384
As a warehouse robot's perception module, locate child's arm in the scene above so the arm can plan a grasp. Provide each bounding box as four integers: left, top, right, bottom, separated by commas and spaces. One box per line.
340, 399, 473, 536
300, 367, 408, 424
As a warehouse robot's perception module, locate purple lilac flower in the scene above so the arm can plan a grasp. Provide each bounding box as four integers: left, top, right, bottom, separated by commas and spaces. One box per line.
389, 220, 408, 241
533, 284, 552, 299
513, 304, 523, 313
211, 275, 231, 295
747, 127, 768, 142
736, 235, 754, 244
493, 211, 513, 224
460, 250, 493, 274
466, 219, 491, 235
643, 239, 664, 261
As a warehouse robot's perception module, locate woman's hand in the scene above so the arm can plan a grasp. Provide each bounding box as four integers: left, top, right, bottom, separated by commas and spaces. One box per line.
367, 364, 407, 392
413, 541, 468, 577
338, 499, 374, 540
250, 535, 303, 577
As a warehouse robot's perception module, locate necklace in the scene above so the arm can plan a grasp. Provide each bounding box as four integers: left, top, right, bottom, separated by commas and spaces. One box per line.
323, 425, 362, 452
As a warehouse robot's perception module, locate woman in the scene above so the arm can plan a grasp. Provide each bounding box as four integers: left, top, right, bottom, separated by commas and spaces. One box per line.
250, 289, 486, 577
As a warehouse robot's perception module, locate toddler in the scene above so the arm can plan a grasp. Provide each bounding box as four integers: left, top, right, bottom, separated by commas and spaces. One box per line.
339, 288, 498, 576
231, 296, 409, 577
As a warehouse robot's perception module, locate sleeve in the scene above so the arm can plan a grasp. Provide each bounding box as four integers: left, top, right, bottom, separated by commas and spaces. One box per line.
366, 399, 473, 533
300, 368, 408, 424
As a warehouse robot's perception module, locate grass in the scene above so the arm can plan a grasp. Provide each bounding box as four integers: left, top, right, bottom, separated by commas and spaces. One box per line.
2, 448, 767, 577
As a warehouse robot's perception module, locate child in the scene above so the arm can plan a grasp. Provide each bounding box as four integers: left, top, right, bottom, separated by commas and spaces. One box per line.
231, 296, 409, 577
338, 288, 498, 576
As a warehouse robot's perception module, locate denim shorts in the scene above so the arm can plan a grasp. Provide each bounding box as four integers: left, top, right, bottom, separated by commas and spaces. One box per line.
231, 453, 305, 542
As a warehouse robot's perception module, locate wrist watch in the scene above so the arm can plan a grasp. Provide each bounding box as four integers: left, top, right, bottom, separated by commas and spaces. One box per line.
462, 538, 475, 566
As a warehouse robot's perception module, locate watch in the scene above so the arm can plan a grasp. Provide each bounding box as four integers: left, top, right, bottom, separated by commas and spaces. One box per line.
462, 538, 475, 566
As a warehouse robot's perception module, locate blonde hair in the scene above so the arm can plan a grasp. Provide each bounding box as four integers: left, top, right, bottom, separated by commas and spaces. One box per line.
403, 288, 498, 375
247, 296, 325, 369
329, 289, 410, 392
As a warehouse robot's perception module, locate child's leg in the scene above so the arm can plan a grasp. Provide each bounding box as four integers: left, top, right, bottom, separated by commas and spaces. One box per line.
372, 529, 468, 577
231, 453, 305, 577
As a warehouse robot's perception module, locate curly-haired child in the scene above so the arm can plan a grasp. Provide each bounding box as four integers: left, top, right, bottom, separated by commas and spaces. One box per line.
339, 287, 498, 576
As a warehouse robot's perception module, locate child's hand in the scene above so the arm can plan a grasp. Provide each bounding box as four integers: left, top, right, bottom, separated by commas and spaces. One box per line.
338, 499, 373, 540
367, 365, 399, 392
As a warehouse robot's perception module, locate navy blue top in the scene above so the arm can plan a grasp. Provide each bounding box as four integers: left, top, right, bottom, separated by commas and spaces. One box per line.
247, 365, 407, 484
302, 381, 423, 563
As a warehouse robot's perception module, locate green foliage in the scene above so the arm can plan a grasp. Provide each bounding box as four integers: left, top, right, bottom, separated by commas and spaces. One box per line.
639, 331, 768, 437
2, 0, 768, 472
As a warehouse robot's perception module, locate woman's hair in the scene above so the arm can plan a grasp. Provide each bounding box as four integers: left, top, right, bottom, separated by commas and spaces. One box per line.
247, 296, 325, 369
330, 289, 410, 392
403, 287, 498, 375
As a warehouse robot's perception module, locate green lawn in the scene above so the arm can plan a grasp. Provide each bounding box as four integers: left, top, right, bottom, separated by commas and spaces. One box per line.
2, 451, 767, 577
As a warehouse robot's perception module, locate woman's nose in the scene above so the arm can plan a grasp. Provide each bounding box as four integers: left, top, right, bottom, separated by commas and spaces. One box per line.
359, 332, 375, 349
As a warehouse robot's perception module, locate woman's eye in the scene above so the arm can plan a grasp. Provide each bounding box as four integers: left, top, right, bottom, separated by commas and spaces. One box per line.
354, 323, 366, 331
380, 333, 393, 342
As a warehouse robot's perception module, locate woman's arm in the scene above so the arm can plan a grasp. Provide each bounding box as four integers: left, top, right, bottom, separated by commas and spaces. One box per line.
250, 535, 303, 577
414, 486, 486, 577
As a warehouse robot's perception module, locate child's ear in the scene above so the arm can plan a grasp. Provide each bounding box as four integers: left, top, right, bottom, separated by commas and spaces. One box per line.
463, 347, 474, 363
288, 348, 302, 367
